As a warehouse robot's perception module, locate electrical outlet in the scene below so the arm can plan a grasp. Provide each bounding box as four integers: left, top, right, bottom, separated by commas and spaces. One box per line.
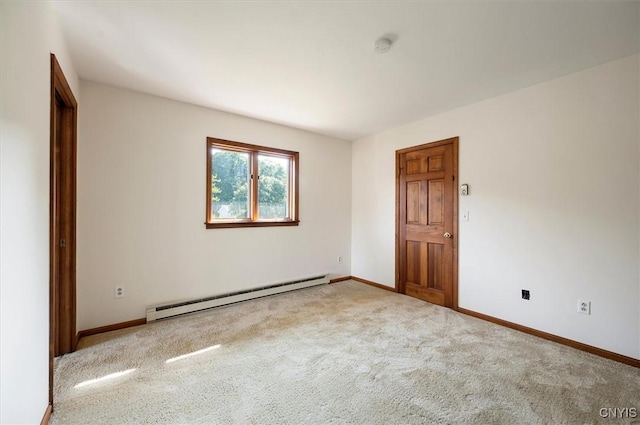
521, 289, 530, 300
337, 256, 343, 264
114, 286, 124, 298
578, 299, 591, 315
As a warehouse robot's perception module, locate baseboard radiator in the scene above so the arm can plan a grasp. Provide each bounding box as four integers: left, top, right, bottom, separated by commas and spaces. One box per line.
146, 274, 329, 322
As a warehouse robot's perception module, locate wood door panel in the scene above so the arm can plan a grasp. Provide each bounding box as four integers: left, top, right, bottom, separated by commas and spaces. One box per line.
406, 283, 445, 305
428, 243, 444, 291
406, 240, 420, 285
406, 158, 426, 174
406, 226, 444, 238
404, 240, 445, 292
428, 155, 444, 172
427, 179, 444, 225
397, 138, 457, 309
405, 180, 430, 225
406, 182, 421, 224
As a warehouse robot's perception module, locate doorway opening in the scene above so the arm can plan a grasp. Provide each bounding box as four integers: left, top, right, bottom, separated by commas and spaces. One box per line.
49, 54, 78, 405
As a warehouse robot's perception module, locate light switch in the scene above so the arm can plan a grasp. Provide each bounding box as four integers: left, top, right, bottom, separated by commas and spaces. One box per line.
462, 211, 469, 222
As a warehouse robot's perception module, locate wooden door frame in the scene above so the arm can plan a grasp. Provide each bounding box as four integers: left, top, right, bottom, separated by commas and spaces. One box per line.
395, 136, 459, 310
49, 54, 78, 405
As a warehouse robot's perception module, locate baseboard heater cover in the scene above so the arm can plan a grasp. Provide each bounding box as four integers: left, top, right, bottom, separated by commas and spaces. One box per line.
146, 274, 329, 322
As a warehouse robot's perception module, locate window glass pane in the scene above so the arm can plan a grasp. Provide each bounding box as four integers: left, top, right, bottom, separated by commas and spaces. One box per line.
210, 149, 250, 219
258, 154, 289, 220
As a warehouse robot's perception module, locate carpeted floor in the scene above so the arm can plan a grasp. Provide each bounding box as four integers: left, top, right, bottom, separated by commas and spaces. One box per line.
51, 281, 639, 424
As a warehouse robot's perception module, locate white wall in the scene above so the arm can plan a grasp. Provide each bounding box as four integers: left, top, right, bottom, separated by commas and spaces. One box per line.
0, 2, 79, 424
77, 81, 351, 331
352, 55, 640, 359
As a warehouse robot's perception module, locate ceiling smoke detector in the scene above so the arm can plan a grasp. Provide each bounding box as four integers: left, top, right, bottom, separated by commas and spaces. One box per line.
373, 38, 392, 54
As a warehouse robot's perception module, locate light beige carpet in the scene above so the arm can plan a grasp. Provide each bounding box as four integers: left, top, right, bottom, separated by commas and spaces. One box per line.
51, 281, 639, 424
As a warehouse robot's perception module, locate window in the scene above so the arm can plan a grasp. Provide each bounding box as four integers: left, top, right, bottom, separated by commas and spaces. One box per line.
206, 137, 299, 228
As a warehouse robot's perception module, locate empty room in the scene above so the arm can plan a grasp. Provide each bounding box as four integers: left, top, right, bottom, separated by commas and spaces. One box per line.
1, 1, 639, 424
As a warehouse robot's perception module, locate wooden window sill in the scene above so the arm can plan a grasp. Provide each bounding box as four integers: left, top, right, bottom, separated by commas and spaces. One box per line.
205, 220, 300, 229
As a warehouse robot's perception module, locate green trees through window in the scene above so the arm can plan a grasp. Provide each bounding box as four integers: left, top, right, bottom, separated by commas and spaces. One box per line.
206, 138, 299, 228
210, 150, 250, 219
257, 155, 289, 219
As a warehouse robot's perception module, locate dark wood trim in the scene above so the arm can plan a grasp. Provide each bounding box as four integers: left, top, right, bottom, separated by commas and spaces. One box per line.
329, 276, 352, 283
395, 149, 401, 292
77, 318, 147, 342
395, 147, 407, 295
205, 220, 299, 229
292, 148, 300, 225
458, 307, 640, 368
40, 404, 52, 425
352, 276, 398, 293
395, 136, 459, 309
51, 57, 77, 108
251, 150, 259, 222
207, 137, 299, 156
395, 137, 457, 154
206, 137, 300, 228
205, 138, 211, 224
49, 53, 77, 406
451, 138, 459, 310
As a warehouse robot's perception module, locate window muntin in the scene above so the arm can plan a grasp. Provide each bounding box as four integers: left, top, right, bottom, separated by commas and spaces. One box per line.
206, 138, 299, 228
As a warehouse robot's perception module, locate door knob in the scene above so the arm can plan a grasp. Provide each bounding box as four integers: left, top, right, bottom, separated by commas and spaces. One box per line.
444, 232, 452, 238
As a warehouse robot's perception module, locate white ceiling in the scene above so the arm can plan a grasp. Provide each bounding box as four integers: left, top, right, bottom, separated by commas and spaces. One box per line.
54, 1, 639, 141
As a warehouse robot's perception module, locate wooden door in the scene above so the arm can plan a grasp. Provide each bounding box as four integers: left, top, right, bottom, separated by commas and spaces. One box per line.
397, 137, 458, 308
50, 54, 77, 404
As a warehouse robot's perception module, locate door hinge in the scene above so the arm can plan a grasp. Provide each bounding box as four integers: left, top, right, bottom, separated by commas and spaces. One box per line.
398, 167, 402, 176
452, 175, 455, 181
59, 239, 66, 248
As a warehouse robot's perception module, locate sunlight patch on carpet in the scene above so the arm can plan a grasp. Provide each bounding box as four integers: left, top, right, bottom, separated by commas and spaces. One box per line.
165, 344, 221, 364
74, 368, 136, 388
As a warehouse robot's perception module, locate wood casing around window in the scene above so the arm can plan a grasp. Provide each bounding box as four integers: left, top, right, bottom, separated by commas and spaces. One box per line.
205, 137, 299, 229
